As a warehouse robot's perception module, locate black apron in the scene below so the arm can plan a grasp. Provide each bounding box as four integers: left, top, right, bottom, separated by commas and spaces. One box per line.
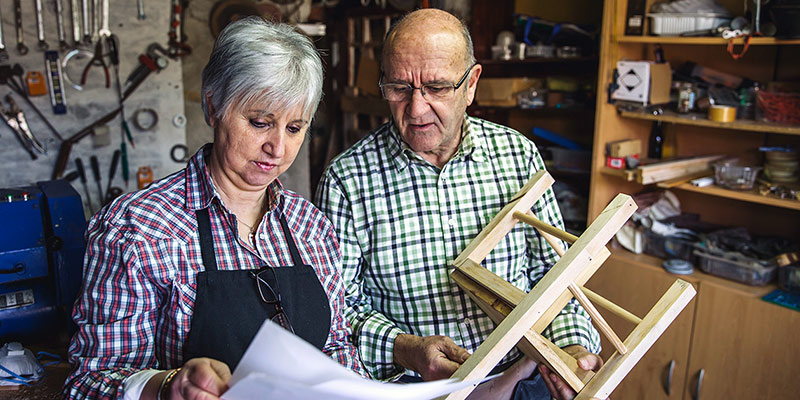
181, 206, 332, 370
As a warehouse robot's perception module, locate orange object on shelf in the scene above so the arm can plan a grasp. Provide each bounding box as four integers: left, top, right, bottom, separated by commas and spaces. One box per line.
137, 166, 154, 189
26, 71, 48, 96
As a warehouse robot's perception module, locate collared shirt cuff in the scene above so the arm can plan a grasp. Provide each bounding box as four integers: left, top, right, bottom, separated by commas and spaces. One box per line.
122, 369, 161, 400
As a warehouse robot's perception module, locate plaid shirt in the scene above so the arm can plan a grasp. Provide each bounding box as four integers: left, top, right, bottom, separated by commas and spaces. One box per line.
315, 116, 601, 380
65, 145, 365, 399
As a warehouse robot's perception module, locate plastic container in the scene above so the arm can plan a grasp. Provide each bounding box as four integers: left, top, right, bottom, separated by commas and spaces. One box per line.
647, 13, 731, 36
779, 264, 800, 294
645, 230, 699, 264
756, 91, 800, 125
694, 248, 777, 286
713, 164, 761, 190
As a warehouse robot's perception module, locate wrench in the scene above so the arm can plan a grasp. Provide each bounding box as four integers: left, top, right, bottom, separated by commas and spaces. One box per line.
81, 0, 91, 43
71, 0, 82, 43
14, 0, 28, 55
34, 0, 49, 50
55, 0, 69, 50
98, 0, 110, 38
93, 0, 100, 40
138, 0, 145, 20
0, 7, 7, 61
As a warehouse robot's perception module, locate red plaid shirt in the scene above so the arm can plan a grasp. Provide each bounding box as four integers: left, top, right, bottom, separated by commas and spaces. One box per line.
65, 145, 366, 399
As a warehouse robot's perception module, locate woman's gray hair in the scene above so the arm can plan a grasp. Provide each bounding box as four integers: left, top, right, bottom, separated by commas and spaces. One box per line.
201, 17, 323, 125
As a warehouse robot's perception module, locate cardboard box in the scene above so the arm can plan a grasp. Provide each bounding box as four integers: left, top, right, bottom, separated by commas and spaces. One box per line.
612, 61, 672, 105
476, 78, 540, 107
607, 139, 642, 158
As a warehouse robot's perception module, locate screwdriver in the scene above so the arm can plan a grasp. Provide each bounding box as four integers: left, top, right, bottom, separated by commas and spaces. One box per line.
75, 157, 94, 211
107, 35, 135, 149
90, 155, 103, 206
104, 149, 121, 206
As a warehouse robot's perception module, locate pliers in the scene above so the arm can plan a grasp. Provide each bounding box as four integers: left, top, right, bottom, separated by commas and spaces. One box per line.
0, 94, 46, 159
81, 39, 111, 88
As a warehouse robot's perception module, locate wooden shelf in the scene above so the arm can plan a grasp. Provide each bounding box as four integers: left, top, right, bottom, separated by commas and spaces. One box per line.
479, 57, 598, 77
618, 109, 800, 136
672, 183, 800, 211
474, 106, 593, 115
616, 36, 800, 45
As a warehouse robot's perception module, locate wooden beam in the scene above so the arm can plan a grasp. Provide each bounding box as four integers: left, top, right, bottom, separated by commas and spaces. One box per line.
454, 171, 554, 266
443, 194, 637, 400
513, 211, 579, 244
580, 286, 642, 325
575, 280, 696, 400
568, 283, 627, 355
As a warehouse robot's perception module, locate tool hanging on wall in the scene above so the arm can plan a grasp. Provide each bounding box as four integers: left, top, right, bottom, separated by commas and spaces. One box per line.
75, 157, 93, 211
55, 0, 70, 50
45, 51, 68, 114
71, 0, 82, 44
34, 0, 49, 50
104, 149, 120, 205
107, 35, 134, 148
81, 40, 111, 88
0, 95, 46, 160
26, 71, 48, 96
90, 155, 102, 205
0, 6, 7, 61
137, 166, 153, 189
0, 64, 64, 141
14, 0, 28, 55
168, 0, 192, 58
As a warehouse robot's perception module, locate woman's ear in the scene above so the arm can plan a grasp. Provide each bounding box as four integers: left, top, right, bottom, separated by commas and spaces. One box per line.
206, 92, 217, 129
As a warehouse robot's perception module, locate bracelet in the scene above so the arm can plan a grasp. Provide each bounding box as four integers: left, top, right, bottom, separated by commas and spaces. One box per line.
157, 368, 181, 400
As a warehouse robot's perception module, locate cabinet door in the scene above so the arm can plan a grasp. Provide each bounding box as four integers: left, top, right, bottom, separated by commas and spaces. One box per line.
685, 281, 800, 400
585, 255, 696, 400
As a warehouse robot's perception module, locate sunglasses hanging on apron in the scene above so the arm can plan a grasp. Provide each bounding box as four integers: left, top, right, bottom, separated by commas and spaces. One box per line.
182, 206, 331, 370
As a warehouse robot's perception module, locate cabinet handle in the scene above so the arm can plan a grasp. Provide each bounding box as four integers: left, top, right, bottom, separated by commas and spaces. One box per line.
693, 368, 705, 400
663, 359, 675, 395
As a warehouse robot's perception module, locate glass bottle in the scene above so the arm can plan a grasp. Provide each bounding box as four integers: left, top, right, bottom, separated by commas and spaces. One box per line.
648, 121, 664, 159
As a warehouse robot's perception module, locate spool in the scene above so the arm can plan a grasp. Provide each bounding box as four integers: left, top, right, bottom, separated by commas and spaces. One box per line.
708, 105, 736, 122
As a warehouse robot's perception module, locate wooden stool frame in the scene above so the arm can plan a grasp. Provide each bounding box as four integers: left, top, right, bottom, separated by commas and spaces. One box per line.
442, 171, 696, 400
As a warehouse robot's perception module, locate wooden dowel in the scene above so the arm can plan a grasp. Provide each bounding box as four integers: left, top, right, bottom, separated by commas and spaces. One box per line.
580, 285, 642, 325
513, 211, 578, 244
537, 227, 566, 257
568, 283, 628, 355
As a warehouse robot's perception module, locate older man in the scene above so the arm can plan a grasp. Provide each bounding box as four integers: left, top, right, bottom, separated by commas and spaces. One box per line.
316, 8, 601, 399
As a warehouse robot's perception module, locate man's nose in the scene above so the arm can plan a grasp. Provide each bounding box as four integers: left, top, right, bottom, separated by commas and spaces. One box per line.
407, 87, 430, 116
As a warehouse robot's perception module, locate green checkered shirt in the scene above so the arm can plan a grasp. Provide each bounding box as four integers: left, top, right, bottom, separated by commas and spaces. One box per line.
315, 115, 601, 380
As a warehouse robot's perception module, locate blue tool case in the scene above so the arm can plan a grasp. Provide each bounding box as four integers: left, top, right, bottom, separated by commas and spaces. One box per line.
0, 180, 86, 341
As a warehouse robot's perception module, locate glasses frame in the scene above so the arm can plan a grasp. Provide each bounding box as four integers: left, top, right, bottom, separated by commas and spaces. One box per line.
379, 63, 477, 102
250, 268, 295, 333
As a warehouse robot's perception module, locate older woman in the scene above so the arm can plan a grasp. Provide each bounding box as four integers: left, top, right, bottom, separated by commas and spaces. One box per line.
64, 17, 365, 399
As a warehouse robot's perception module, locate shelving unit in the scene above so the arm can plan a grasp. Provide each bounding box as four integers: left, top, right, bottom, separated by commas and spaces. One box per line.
587, 1, 800, 399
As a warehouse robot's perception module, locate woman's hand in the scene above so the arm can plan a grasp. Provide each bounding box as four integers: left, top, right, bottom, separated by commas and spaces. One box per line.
153, 358, 231, 400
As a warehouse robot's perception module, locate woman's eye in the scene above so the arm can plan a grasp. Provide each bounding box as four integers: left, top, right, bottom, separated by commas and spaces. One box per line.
250, 120, 272, 129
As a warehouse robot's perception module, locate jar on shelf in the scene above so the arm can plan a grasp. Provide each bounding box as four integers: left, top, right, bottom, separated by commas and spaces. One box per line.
677, 82, 696, 114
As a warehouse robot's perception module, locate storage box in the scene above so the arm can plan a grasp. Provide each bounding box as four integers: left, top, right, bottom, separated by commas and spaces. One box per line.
648, 13, 731, 36
694, 248, 777, 286
645, 230, 699, 264
613, 61, 672, 105
476, 78, 540, 107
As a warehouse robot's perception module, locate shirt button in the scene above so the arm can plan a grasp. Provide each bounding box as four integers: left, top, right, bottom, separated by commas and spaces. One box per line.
463, 318, 472, 326
448, 218, 456, 227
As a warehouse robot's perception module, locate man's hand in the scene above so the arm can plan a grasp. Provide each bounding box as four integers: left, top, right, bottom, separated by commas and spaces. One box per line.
393, 334, 471, 381
539, 345, 606, 400
164, 358, 231, 400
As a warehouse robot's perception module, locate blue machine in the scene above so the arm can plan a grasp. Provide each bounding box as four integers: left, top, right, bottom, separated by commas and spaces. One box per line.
0, 180, 86, 341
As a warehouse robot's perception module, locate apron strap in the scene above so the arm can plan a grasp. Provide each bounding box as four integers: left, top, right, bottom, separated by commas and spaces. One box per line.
277, 209, 305, 267
196, 208, 219, 272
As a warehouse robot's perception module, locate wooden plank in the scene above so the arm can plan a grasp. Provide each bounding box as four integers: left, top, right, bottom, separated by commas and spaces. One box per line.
575, 280, 696, 400
636, 155, 724, 185
655, 169, 713, 189
451, 270, 592, 392
453, 170, 554, 266
619, 109, 800, 136
443, 194, 637, 400
580, 285, 642, 325
568, 283, 627, 355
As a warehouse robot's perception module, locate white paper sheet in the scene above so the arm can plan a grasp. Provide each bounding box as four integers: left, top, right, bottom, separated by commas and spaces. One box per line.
222, 319, 486, 400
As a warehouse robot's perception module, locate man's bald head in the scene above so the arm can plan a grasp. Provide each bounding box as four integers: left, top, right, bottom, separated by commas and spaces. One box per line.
382, 8, 475, 72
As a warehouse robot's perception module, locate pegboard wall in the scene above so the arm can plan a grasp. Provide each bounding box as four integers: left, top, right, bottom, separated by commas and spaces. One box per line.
0, 0, 186, 215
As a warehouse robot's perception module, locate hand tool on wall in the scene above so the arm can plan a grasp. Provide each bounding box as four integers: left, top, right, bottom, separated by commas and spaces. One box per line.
55, 0, 69, 50
75, 157, 93, 210
104, 149, 120, 205
0, 95, 46, 159
90, 155, 103, 204
0, 99, 37, 159
0, 64, 65, 140
107, 35, 134, 147
120, 142, 129, 188
138, 0, 146, 20
71, 0, 82, 44
6, 95, 46, 154
168, 0, 192, 58
81, 40, 110, 88
14, 0, 28, 55
26, 71, 48, 96
98, 0, 110, 38
81, 0, 91, 44
0, 7, 7, 61
45, 50, 68, 114
34, 0, 48, 50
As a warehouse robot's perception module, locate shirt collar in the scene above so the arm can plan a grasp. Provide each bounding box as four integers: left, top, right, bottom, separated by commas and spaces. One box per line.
387, 114, 486, 170
184, 143, 285, 212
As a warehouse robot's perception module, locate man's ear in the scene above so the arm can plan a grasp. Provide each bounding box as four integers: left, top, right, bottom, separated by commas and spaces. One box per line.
465, 64, 482, 106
